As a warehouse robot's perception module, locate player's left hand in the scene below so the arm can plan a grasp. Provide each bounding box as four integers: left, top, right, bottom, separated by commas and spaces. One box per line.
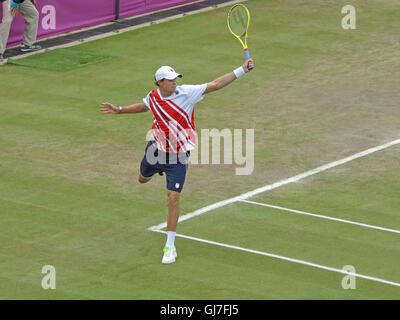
100, 102, 118, 114
243, 59, 254, 72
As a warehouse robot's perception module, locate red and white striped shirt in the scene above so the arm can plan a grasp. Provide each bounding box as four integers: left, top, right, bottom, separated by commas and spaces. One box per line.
143, 84, 207, 153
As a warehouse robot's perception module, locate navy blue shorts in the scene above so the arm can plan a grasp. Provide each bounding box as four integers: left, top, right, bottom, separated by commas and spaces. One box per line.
140, 141, 190, 193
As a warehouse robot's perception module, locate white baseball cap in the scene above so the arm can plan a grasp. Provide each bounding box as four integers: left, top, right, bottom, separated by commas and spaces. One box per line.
155, 66, 182, 81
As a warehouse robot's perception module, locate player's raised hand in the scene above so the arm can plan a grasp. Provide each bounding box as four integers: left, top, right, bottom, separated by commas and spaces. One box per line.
100, 102, 118, 114
243, 59, 254, 72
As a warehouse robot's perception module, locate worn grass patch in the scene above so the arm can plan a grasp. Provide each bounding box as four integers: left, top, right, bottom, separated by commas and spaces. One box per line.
7, 47, 115, 72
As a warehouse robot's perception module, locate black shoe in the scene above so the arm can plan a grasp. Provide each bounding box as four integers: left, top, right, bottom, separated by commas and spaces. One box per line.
20, 44, 42, 52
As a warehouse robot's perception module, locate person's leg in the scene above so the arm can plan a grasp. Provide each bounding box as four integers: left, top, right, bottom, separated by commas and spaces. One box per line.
166, 190, 180, 232
165, 190, 179, 245
138, 141, 161, 183
138, 174, 152, 184
162, 159, 188, 264
19, 0, 39, 47
0, 0, 13, 55
162, 190, 180, 264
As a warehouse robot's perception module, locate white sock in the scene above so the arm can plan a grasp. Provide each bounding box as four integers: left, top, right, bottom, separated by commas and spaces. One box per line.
166, 231, 176, 248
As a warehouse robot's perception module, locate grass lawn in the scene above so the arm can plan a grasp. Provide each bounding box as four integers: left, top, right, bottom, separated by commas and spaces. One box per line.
0, 0, 399, 299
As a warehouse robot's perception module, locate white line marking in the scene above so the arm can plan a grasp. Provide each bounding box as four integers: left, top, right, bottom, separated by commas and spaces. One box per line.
148, 138, 400, 231
240, 200, 400, 234
151, 229, 400, 288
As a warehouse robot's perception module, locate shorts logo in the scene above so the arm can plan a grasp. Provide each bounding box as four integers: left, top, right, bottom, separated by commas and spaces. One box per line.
175, 183, 180, 189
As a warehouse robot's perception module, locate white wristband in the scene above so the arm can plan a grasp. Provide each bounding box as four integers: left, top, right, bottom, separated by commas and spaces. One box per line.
233, 66, 245, 79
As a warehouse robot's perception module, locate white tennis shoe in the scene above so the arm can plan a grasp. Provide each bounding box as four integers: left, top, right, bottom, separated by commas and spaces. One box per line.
20, 44, 42, 52
162, 246, 177, 264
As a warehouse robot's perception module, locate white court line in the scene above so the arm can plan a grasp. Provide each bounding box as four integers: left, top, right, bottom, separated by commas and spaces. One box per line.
148, 138, 400, 231
240, 200, 400, 235
151, 229, 400, 288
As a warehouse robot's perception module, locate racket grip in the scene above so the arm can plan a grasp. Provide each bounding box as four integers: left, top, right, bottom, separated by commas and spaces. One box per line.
244, 49, 253, 70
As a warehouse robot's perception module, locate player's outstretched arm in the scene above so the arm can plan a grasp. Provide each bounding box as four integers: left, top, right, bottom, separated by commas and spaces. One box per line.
100, 102, 148, 114
204, 59, 254, 94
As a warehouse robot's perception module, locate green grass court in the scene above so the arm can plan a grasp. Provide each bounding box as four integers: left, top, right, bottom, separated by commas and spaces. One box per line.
0, 0, 399, 299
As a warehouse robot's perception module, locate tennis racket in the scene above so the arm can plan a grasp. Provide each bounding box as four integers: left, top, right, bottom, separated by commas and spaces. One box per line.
227, 3, 253, 70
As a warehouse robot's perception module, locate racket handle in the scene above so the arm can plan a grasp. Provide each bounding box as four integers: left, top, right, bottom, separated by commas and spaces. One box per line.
244, 49, 253, 70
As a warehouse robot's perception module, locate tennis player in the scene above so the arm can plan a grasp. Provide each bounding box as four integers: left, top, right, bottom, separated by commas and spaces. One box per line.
100, 58, 254, 264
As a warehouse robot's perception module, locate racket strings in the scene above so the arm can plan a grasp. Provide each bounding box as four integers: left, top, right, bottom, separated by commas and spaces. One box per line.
229, 7, 248, 37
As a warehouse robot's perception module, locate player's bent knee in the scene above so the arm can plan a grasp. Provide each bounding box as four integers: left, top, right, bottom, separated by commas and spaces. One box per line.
138, 174, 152, 183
